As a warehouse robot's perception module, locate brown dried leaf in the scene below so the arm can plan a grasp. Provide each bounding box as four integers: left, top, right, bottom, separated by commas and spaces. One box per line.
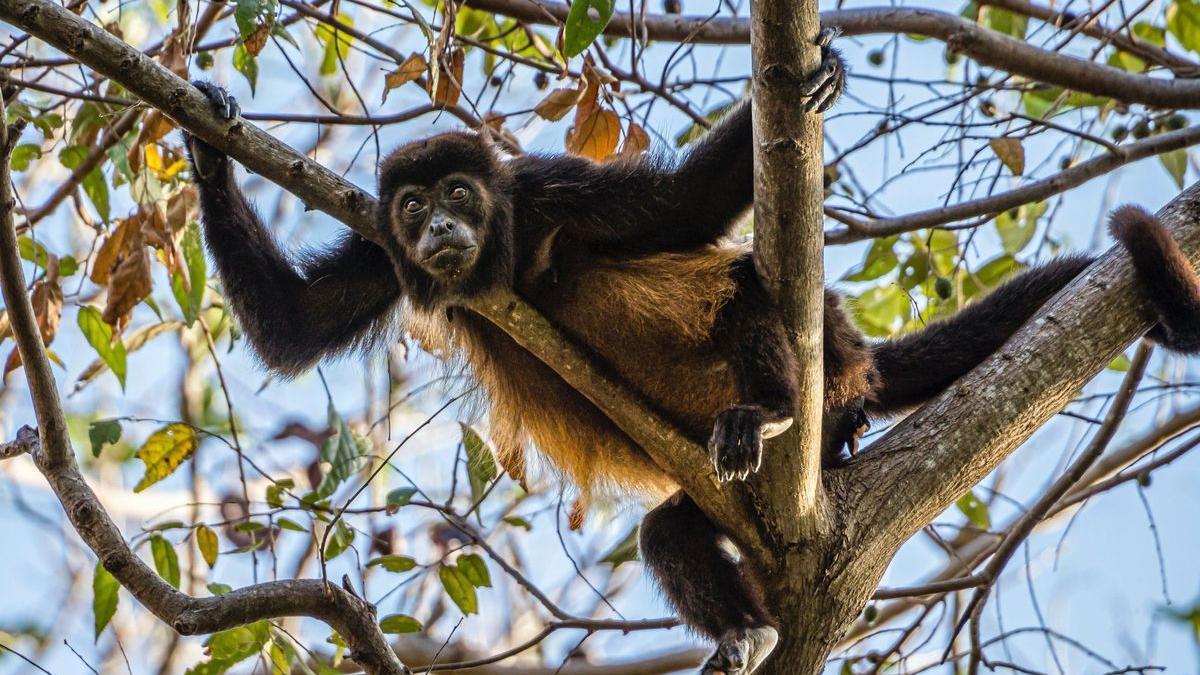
618, 122, 650, 158
989, 137, 1025, 176
91, 218, 139, 286
566, 108, 620, 162
6, 269, 62, 374
427, 48, 465, 106
244, 22, 272, 57
568, 499, 586, 531
129, 113, 177, 173
382, 53, 428, 104
102, 246, 152, 328
534, 86, 585, 121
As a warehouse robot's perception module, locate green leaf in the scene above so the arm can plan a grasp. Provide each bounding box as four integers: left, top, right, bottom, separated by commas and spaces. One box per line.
10, 144, 41, 171
955, 491, 991, 530
277, 518, 307, 532
462, 424, 497, 512
77, 306, 127, 389
1169, 0, 1200, 53
234, 0, 277, 39
367, 554, 417, 573
151, 534, 181, 589
315, 402, 370, 499
233, 43, 258, 94
503, 516, 532, 531
979, 5, 1027, 39
438, 564, 479, 615
170, 222, 207, 326
197, 525, 219, 567
386, 486, 417, 508
93, 562, 119, 640
266, 478, 294, 508
1161, 148, 1188, 189
59, 145, 110, 222
563, 0, 614, 57
324, 521, 354, 561
88, 419, 122, 458
207, 582, 232, 595
134, 423, 199, 492
1021, 86, 1112, 118
843, 236, 899, 282
601, 525, 640, 568
379, 614, 423, 634
316, 14, 355, 76
1108, 353, 1133, 371
186, 621, 269, 675
961, 254, 1026, 299
850, 285, 909, 338
994, 202, 1047, 255
457, 553, 491, 588
675, 100, 738, 147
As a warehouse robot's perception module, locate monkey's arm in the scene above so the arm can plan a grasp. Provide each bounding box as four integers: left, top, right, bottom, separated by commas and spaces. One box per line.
185, 84, 401, 375
512, 32, 843, 255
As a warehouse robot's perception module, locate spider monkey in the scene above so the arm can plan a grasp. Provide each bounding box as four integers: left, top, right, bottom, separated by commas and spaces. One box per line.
184, 34, 1200, 675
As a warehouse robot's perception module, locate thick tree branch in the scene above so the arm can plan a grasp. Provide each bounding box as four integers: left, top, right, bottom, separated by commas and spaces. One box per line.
0, 0, 760, 551
465, 1, 1200, 109
0, 101, 406, 673
831, 180, 1200, 562
748, 4, 826, 535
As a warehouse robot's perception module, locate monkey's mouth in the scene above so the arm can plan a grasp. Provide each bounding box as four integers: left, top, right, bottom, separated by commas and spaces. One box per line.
423, 245, 478, 276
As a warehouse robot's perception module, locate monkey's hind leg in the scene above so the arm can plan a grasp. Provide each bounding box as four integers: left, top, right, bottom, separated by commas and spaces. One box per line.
639, 492, 778, 674
1108, 205, 1200, 353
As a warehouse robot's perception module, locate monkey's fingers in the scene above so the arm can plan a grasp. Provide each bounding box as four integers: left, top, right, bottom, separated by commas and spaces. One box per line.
815, 25, 843, 49
192, 80, 241, 121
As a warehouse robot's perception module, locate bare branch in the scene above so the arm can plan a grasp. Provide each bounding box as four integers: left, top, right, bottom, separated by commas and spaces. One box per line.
466, 1, 1200, 109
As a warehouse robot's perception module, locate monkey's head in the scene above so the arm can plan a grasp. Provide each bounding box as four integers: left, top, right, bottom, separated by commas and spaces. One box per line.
378, 132, 515, 307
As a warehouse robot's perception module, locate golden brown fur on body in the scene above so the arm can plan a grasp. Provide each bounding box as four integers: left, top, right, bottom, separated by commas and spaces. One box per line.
411, 242, 878, 507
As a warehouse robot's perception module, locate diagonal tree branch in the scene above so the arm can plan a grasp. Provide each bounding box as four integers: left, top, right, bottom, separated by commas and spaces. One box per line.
0, 102, 407, 675
0, 0, 763, 552
830, 180, 1200, 562
465, 1, 1200, 109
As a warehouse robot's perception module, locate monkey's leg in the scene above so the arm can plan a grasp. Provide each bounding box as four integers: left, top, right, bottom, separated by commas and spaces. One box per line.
708, 255, 798, 482
868, 255, 1095, 416
639, 492, 777, 675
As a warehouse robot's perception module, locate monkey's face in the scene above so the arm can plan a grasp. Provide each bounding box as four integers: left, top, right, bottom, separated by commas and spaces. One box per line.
391, 173, 488, 282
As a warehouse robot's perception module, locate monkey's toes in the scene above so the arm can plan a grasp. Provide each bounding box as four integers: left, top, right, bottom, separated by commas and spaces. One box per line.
701, 626, 779, 675
708, 406, 765, 482
192, 80, 241, 121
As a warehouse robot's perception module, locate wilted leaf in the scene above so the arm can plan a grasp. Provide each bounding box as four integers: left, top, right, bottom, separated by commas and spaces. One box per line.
564, 0, 615, 57
379, 614, 423, 634
989, 137, 1025, 176
427, 48, 465, 106
77, 306, 127, 388
197, 525, 219, 567
88, 419, 122, 458
618, 122, 650, 157
566, 108, 620, 161
134, 423, 199, 492
367, 555, 417, 573
438, 564, 478, 615
93, 562, 118, 640
461, 424, 497, 511
534, 86, 585, 121
382, 53, 428, 104
151, 534, 181, 588
955, 491, 991, 530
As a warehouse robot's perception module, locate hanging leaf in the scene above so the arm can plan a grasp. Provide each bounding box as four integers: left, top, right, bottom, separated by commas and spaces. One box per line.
427, 48, 465, 106
382, 53, 428, 104
314, 402, 370, 499
93, 562, 119, 640
385, 486, 417, 510
59, 145, 110, 222
197, 525, 219, 567
133, 423, 199, 492
563, 0, 615, 57
233, 43, 258, 94
170, 222, 207, 326
316, 13, 356, 76
566, 108, 620, 161
438, 564, 478, 615
955, 491, 991, 530
457, 553, 491, 588
150, 534, 181, 588
601, 524, 640, 568
1161, 148, 1188, 189
1169, 0, 1200, 54
461, 424, 497, 511
277, 518, 307, 532
324, 521, 355, 561
379, 614, 423, 634
186, 621, 270, 675
88, 419, 122, 458
533, 86, 585, 121
618, 122, 650, 157
77, 306, 127, 388
988, 137, 1025, 176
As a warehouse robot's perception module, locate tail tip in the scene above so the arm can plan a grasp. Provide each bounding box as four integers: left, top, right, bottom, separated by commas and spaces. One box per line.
1108, 204, 1161, 243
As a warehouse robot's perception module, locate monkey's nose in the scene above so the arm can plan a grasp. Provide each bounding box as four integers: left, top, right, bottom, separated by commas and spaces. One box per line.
430, 219, 457, 237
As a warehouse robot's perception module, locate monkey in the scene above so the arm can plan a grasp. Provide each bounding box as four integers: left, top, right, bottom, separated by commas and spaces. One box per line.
183, 41, 1200, 675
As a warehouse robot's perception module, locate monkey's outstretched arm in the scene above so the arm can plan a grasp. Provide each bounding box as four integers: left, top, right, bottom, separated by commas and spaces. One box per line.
512, 30, 844, 255
185, 83, 402, 375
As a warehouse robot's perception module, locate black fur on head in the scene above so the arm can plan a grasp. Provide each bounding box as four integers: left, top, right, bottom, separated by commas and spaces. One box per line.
377, 131, 516, 308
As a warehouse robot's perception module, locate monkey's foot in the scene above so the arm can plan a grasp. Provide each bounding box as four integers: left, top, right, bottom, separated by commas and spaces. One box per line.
700, 626, 779, 675
184, 81, 241, 181
709, 405, 768, 482
801, 26, 846, 113
825, 402, 870, 467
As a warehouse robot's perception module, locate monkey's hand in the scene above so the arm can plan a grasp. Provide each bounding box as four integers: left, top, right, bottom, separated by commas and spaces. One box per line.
183, 81, 241, 183
708, 405, 793, 482
825, 400, 869, 467
801, 26, 846, 114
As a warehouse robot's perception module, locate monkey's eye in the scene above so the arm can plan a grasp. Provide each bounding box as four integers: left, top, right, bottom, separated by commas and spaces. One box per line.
402, 198, 425, 214
447, 185, 470, 202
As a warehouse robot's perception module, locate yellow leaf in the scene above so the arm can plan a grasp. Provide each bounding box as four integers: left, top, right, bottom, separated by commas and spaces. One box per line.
134, 424, 199, 492
566, 108, 620, 162
196, 525, 219, 567
989, 137, 1025, 176
382, 53, 428, 104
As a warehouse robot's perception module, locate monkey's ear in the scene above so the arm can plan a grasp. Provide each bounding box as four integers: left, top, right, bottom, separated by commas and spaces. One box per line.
475, 121, 522, 158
